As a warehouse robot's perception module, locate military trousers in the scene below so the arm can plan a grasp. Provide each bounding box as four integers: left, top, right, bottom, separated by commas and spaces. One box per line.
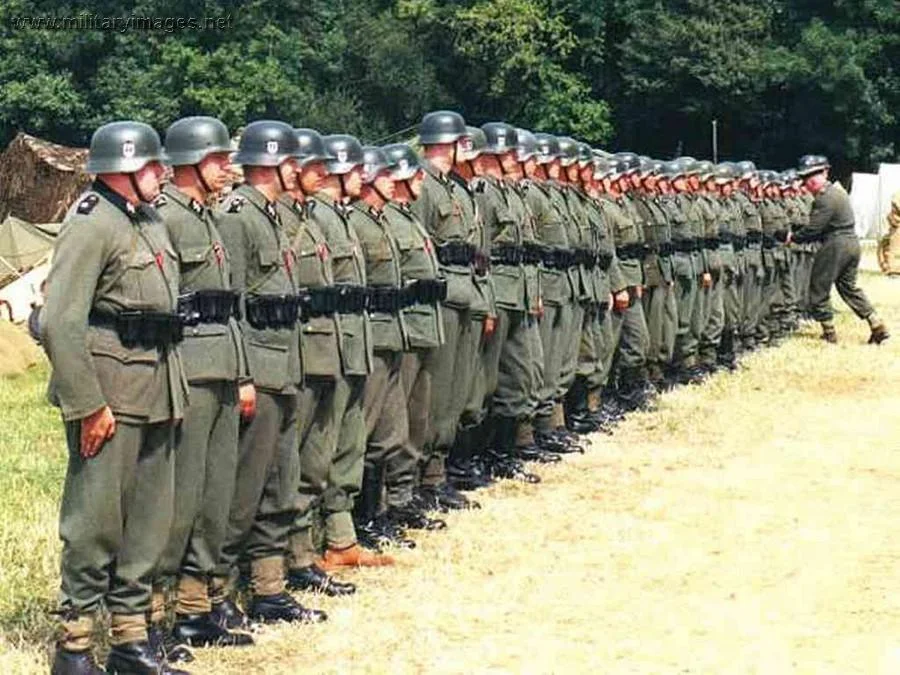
394, 349, 430, 490
642, 282, 672, 379
741, 247, 764, 346
613, 296, 650, 375
578, 304, 602, 381
216, 390, 298, 589
59, 418, 175, 617
672, 253, 699, 367
557, 302, 586, 400
778, 253, 798, 327
290, 374, 365, 567
364, 350, 418, 507
159, 381, 239, 581
596, 305, 624, 392
482, 307, 533, 421
699, 274, 725, 367
423, 306, 479, 483
533, 301, 568, 429
809, 233, 875, 323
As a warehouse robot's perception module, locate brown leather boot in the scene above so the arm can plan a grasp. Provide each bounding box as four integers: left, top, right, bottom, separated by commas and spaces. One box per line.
319, 544, 395, 571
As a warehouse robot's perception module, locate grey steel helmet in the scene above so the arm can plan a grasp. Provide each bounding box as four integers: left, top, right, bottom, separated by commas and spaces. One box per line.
534, 133, 561, 165
614, 152, 641, 174
557, 137, 579, 167
592, 155, 612, 180
797, 154, 830, 177
383, 143, 422, 181
576, 143, 593, 166
515, 129, 538, 162
758, 170, 778, 185
481, 123, 517, 155
661, 160, 685, 180
86, 121, 166, 174
163, 116, 233, 167
714, 162, 736, 182
419, 110, 468, 146
677, 156, 700, 176
294, 128, 335, 166
231, 120, 299, 167
361, 146, 391, 184
781, 168, 799, 185
737, 160, 757, 180
696, 160, 715, 179
323, 135, 364, 175
464, 126, 487, 158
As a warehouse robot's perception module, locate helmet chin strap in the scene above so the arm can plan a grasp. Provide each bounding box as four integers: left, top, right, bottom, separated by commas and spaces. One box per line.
192, 164, 213, 196
128, 172, 149, 204
276, 163, 290, 193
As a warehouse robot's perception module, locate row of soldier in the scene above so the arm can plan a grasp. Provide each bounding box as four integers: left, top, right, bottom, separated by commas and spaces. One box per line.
43, 111, 887, 675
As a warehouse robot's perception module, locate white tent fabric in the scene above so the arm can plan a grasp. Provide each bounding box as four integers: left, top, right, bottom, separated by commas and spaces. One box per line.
850, 164, 900, 240
0, 260, 49, 323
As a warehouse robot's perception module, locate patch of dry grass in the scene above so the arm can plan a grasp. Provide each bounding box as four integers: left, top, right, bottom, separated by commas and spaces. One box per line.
2, 266, 899, 674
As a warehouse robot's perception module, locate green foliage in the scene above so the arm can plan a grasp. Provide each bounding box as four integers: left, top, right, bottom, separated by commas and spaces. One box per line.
0, 0, 897, 173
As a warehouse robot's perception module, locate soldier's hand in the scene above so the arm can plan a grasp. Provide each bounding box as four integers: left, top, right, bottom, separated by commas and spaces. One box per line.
483, 315, 497, 339
80, 406, 116, 459
634, 285, 644, 299
702, 272, 713, 289
613, 290, 630, 312
239, 383, 257, 422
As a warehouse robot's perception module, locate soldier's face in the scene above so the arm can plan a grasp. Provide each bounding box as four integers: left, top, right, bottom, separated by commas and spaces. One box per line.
134, 161, 165, 201
688, 175, 701, 191
299, 161, 327, 194
803, 171, 827, 192
344, 166, 364, 197
629, 173, 642, 190
277, 158, 299, 192
547, 160, 561, 180
373, 172, 395, 200
499, 152, 519, 175
523, 157, 538, 177
199, 152, 232, 192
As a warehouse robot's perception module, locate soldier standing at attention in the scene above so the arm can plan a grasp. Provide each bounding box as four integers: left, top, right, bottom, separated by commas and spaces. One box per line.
276, 129, 372, 589
796, 155, 890, 344
212, 121, 327, 627
151, 116, 255, 660
43, 121, 188, 675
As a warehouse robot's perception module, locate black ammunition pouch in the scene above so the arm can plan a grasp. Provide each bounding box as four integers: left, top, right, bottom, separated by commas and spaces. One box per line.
177, 290, 240, 326
659, 242, 675, 257
298, 287, 340, 318
574, 248, 599, 269
367, 285, 404, 314
762, 234, 777, 249
616, 243, 645, 261
244, 294, 301, 330
89, 308, 183, 349
703, 237, 720, 250
774, 229, 790, 244
491, 244, 523, 266
746, 231, 763, 245
541, 248, 575, 270
522, 242, 546, 265
436, 240, 477, 267
405, 278, 448, 305
598, 251, 613, 271
334, 285, 369, 314
672, 238, 697, 253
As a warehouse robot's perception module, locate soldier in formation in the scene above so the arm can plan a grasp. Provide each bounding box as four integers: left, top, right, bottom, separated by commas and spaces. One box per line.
43, 113, 889, 674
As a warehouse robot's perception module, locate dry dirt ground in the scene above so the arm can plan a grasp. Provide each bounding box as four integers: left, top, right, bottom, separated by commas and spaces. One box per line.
2, 266, 899, 674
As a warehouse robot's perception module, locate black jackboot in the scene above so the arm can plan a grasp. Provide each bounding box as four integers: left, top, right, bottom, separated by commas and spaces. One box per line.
354, 464, 416, 550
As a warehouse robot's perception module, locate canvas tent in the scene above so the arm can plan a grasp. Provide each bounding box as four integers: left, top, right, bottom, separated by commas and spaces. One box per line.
0, 216, 56, 287
0, 132, 90, 224
849, 163, 900, 240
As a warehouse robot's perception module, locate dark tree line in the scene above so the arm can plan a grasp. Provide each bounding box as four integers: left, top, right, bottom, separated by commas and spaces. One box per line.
1, 0, 897, 178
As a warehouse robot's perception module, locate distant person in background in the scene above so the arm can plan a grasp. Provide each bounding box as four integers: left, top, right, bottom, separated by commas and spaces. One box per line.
797, 155, 890, 344
877, 189, 900, 277
27, 279, 47, 344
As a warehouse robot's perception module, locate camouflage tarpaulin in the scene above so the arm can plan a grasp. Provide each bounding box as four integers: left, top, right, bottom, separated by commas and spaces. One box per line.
0, 132, 90, 223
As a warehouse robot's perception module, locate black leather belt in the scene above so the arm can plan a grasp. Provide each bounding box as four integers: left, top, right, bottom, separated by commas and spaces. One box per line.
245, 294, 300, 329
89, 308, 183, 348
491, 244, 523, 266
177, 290, 240, 326
436, 241, 476, 266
